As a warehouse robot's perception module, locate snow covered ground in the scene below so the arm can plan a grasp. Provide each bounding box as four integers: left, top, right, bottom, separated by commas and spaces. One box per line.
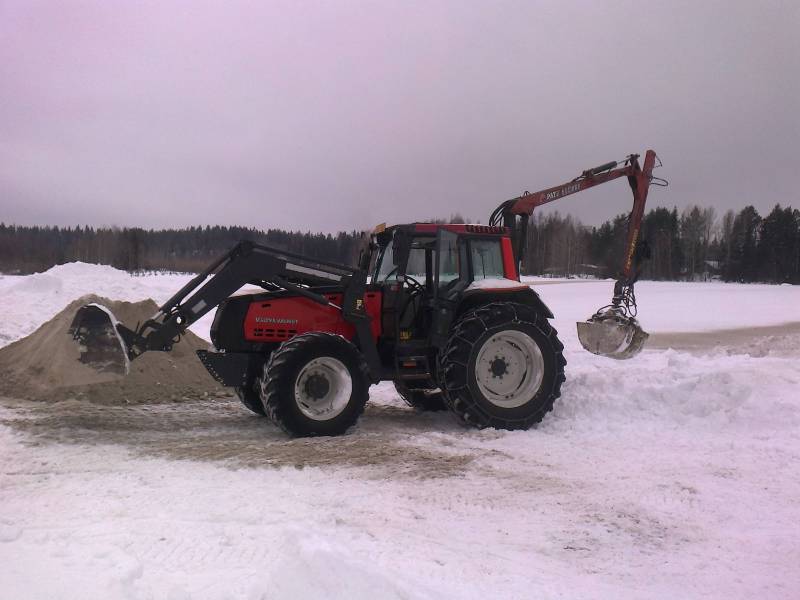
1, 263, 799, 599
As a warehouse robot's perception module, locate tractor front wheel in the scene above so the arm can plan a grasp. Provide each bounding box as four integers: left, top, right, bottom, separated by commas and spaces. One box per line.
259, 333, 369, 436
438, 302, 566, 430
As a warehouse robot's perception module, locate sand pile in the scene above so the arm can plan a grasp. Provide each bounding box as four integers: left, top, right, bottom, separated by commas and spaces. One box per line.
0, 295, 226, 404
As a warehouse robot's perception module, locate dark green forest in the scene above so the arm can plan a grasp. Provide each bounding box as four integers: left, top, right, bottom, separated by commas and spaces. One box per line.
1, 204, 798, 283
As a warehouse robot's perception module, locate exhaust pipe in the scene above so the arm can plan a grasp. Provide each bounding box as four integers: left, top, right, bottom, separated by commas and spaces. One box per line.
68, 304, 131, 375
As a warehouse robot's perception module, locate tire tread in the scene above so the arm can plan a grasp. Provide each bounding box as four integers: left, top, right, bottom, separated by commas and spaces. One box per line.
259, 332, 369, 436
438, 302, 566, 430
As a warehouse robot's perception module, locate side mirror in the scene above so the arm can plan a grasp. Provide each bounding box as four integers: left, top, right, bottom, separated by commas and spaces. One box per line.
357, 233, 376, 271
392, 230, 411, 269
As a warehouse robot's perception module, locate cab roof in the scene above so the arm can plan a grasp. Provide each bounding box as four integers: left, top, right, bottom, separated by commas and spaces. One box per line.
376, 223, 508, 236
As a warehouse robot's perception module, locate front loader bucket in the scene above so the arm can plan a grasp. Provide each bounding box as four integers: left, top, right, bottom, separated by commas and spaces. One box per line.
577, 313, 649, 360
68, 304, 130, 375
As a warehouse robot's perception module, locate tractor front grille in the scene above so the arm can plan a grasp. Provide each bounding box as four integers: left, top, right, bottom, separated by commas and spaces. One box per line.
251, 327, 298, 341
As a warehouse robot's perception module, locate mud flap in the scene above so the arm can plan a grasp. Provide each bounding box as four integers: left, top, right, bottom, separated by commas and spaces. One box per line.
577, 313, 649, 360
68, 304, 130, 375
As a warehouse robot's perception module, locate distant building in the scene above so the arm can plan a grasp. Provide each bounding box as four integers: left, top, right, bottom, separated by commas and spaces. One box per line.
542, 264, 605, 279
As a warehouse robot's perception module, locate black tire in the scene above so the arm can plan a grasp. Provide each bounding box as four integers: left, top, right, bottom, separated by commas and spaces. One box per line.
259, 332, 369, 437
235, 382, 266, 416
438, 302, 566, 430
393, 381, 447, 412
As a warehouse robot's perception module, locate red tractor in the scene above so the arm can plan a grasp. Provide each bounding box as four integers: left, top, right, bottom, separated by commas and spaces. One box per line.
71, 150, 665, 436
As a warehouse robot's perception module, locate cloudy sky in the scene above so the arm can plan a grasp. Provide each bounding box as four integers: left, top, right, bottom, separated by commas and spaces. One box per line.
1, 0, 797, 232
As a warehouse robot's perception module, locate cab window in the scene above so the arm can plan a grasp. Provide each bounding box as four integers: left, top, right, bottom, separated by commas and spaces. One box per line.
469, 239, 504, 280
438, 233, 460, 286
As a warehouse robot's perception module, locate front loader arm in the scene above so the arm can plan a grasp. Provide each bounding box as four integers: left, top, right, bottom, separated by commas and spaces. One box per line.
72, 240, 381, 378
121, 241, 359, 357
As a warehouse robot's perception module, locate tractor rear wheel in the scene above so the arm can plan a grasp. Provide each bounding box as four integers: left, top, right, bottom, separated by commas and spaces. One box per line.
235, 382, 266, 416
393, 381, 447, 411
259, 332, 369, 437
438, 302, 566, 430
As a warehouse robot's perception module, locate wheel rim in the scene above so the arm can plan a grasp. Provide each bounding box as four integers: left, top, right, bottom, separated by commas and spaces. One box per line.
294, 357, 352, 421
474, 329, 544, 409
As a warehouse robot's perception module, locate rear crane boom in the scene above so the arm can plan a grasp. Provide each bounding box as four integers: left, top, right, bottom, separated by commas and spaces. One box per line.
489, 149, 666, 358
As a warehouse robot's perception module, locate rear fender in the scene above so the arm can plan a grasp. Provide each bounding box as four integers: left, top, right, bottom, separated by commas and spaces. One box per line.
456, 287, 554, 319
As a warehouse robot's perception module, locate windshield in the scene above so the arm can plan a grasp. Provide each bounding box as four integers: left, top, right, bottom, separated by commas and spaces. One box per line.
375, 237, 429, 282
375, 243, 396, 281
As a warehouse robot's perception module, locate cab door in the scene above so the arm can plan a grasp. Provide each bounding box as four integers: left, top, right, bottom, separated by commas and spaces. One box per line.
430, 229, 468, 347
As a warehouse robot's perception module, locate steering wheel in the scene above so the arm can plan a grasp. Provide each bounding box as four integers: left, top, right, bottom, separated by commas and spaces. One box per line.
397, 274, 426, 326
402, 274, 425, 293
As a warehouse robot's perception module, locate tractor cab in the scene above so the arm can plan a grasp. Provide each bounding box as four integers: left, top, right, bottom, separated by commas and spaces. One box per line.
363, 223, 544, 387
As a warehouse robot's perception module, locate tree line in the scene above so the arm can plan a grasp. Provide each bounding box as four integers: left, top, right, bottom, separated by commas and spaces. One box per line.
1, 203, 798, 283
0, 225, 363, 275
522, 204, 799, 283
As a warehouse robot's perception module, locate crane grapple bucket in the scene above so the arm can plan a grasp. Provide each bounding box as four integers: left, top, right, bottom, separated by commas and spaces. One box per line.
68, 304, 130, 375
576, 312, 648, 360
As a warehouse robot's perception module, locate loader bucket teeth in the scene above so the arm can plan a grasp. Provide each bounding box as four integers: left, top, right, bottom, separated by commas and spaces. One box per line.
68, 304, 130, 375
577, 314, 649, 360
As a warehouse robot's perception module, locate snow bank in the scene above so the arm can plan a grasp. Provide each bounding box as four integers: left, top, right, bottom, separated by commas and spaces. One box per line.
550, 347, 799, 434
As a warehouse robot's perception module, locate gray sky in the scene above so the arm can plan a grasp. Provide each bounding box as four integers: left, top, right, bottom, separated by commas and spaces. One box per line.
1, 0, 798, 232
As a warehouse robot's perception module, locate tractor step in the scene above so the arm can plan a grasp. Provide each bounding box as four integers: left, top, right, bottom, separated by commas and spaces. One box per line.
397, 372, 432, 381
395, 345, 433, 381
